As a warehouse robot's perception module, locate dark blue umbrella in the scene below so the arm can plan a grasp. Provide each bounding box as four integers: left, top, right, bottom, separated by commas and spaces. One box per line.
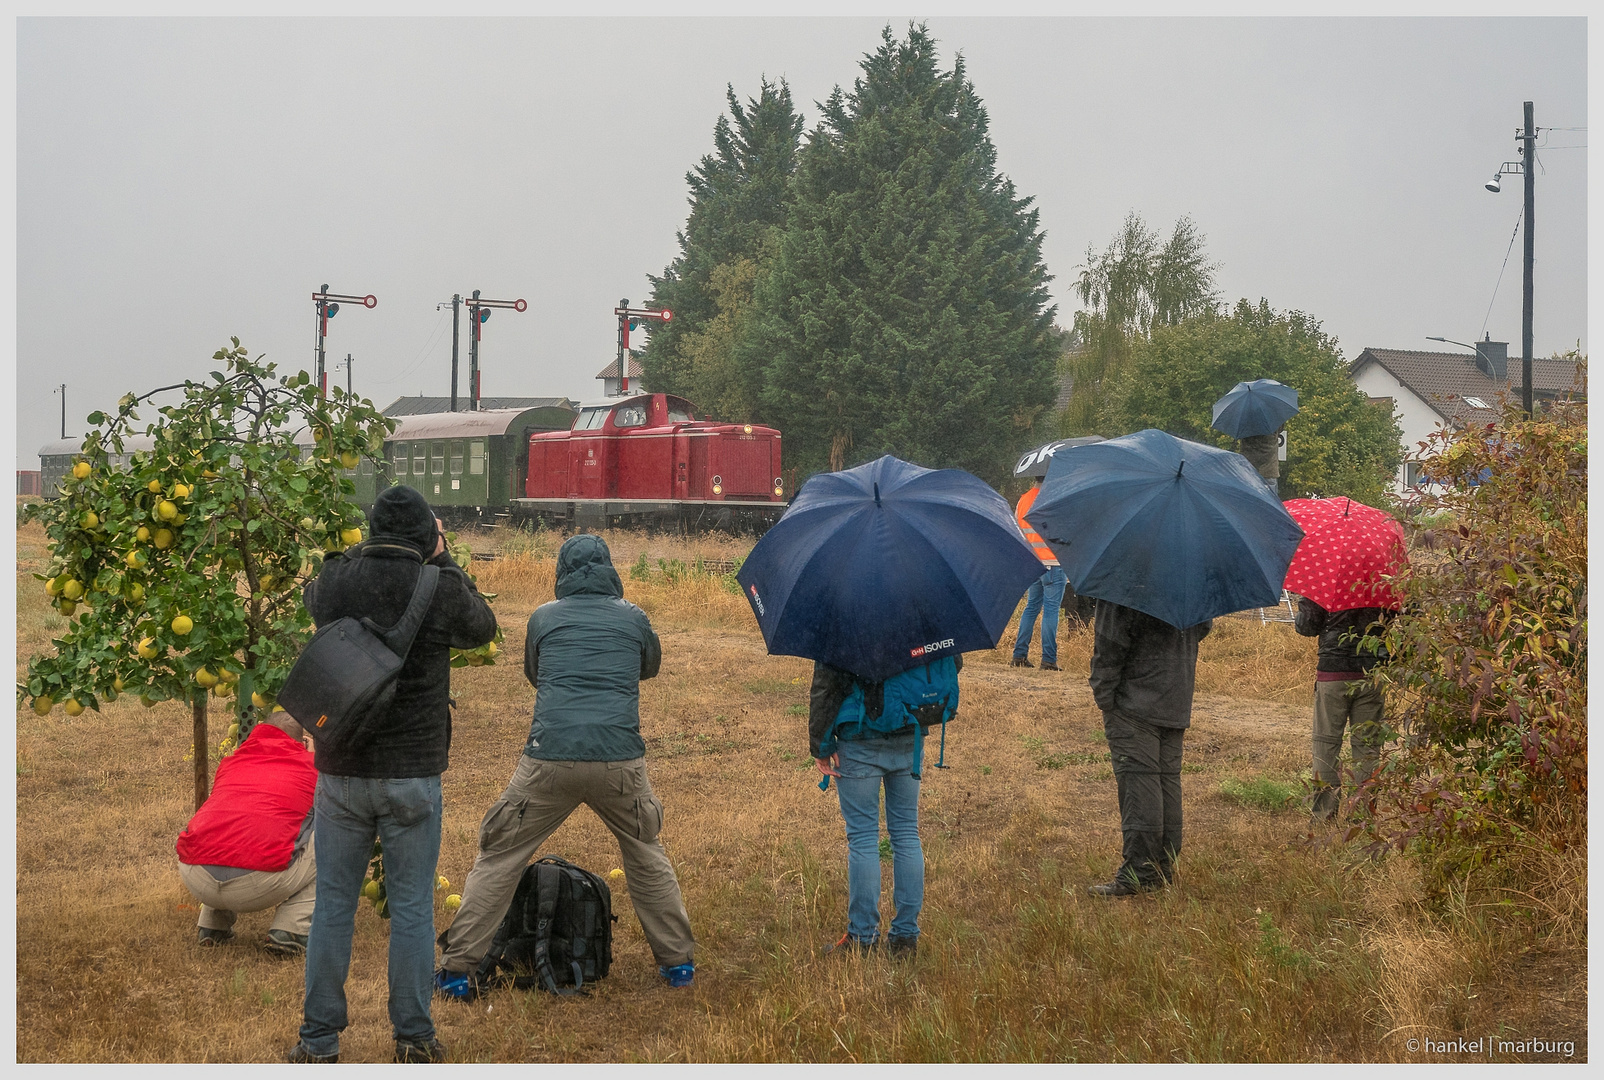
736, 455, 1044, 681
1211, 379, 1300, 438
1025, 429, 1305, 628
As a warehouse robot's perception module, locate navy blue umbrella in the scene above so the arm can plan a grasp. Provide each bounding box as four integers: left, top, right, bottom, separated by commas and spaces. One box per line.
736, 455, 1044, 681
1025, 429, 1305, 629
1211, 379, 1300, 438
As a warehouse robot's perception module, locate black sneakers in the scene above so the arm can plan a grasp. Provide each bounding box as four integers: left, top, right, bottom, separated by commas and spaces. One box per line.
286, 1042, 338, 1064
1040, 661, 1062, 671
1010, 657, 1034, 668
264, 929, 308, 957
886, 935, 918, 958
197, 926, 235, 947
395, 1037, 449, 1063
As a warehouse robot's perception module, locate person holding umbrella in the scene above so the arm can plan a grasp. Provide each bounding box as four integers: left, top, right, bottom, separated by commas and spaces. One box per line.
738, 455, 1043, 952
1027, 431, 1305, 895
1284, 497, 1407, 822
1009, 437, 1104, 668
1211, 379, 1300, 493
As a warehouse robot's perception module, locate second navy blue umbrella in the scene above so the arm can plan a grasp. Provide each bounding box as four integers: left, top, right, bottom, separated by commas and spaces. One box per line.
1211, 379, 1299, 438
1026, 429, 1305, 629
736, 455, 1044, 681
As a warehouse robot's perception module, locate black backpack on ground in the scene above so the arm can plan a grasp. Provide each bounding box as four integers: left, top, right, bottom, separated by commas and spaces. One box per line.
473, 856, 616, 995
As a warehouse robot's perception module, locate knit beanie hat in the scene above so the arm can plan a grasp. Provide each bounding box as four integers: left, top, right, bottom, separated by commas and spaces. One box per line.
367, 485, 437, 554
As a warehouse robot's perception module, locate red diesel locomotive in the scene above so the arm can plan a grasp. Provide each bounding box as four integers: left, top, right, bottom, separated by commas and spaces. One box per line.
513, 392, 785, 532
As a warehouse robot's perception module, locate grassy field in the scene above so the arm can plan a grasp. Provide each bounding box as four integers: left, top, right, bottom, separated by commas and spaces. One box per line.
14, 521, 1586, 1062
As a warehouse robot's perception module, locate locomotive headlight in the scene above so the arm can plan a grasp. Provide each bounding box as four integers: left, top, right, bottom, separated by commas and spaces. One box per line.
773, 478, 783, 496
711, 474, 722, 496
743, 424, 753, 435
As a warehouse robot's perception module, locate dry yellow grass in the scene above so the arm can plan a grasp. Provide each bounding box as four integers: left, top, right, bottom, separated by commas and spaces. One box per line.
14, 522, 1585, 1062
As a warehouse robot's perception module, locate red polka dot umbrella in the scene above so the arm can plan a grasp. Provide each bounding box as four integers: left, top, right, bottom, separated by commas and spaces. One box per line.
1283, 497, 1407, 612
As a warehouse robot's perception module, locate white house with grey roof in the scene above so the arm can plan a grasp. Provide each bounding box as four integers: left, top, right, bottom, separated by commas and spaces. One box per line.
1349, 339, 1585, 493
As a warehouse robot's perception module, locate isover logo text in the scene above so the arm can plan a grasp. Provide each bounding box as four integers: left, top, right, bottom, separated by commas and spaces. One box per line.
910, 638, 955, 658
748, 584, 766, 617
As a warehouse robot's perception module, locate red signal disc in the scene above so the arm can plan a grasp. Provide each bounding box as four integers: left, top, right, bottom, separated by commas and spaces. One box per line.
363, 295, 378, 308
514, 299, 528, 312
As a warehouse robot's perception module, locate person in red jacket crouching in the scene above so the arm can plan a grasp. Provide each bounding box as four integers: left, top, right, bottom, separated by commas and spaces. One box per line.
176, 712, 319, 955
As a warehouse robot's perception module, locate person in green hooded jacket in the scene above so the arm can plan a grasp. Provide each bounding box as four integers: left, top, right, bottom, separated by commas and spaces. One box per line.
434, 534, 696, 993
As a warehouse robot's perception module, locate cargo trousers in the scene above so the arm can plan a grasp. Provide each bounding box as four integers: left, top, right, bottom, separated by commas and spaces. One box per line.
437, 755, 695, 972
1311, 677, 1385, 820
178, 841, 317, 936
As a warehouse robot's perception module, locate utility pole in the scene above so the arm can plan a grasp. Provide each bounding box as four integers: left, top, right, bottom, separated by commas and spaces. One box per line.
450, 294, 461, 412
463, 290, 528, 411
1521, 100, 1535, 417
343, 353, 354, 397
58, 384, 66, 439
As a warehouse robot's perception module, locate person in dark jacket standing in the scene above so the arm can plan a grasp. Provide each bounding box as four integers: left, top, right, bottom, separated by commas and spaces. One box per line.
288, 485, 497, 1065
434, 534, 696, 993
1294, 598, 1392, 821
1086, 599, 1211, 896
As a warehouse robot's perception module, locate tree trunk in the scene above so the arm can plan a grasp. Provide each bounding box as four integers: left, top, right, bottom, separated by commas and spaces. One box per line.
193, 694, 209, 810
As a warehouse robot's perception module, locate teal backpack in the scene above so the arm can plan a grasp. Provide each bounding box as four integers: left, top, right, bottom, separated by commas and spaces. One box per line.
819, 656, 959, 789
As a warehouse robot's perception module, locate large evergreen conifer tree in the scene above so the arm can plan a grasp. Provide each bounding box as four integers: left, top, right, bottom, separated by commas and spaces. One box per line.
746, 24, 1058, 484
642, 79, 802, 403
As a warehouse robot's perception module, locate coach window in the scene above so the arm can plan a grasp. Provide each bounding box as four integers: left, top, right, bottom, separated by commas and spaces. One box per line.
431, 441, 446, 475
392, 443, 408, 476
449, 440, 464, 475
469, 440, 486, 475
360, 457, 374, 476
614, 405, 648, 429
412, 442, 426, 476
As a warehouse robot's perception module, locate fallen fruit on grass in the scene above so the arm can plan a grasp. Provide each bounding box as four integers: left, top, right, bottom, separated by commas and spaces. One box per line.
485, 642, 498, 659
171, 614, 194, 636
608, 868, 624, 881
436, 876, 449, 891
444, 895, 462, 913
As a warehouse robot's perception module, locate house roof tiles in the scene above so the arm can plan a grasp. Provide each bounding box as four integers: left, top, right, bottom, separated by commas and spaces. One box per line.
1351, 348, 1585, 427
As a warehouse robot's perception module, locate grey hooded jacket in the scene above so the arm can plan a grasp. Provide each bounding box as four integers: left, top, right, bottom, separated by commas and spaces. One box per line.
523, 534, 662, 762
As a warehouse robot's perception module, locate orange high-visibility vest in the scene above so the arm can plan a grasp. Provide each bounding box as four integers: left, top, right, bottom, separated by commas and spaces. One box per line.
1015, 486, 1059, 567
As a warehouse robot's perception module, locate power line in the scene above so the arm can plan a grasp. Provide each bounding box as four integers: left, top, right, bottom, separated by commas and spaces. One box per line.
1480, 205, 1524, 340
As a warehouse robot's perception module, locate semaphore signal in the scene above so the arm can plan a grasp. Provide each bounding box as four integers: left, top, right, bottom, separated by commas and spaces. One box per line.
613, 300, 672, 394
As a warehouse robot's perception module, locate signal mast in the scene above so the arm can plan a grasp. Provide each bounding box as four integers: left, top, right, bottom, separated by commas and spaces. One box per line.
613, 300, 672, 394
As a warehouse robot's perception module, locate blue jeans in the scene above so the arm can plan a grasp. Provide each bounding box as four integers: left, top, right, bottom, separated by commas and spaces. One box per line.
300, 774, 442, 1056
1013, 565, 1068, 664
835, 732, 923, 943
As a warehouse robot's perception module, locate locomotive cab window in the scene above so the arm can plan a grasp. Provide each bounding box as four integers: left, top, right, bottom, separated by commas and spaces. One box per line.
393, 443, 408, 476
469, 441, 485, 475
614, 405, 648, 429
449, 440, 464, 475
576, 407, 609, 431
431, 441, 445, 475
666, 398, 695, 423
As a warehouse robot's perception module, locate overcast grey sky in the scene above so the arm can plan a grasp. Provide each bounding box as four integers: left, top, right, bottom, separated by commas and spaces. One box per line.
15, 16, 1587, 464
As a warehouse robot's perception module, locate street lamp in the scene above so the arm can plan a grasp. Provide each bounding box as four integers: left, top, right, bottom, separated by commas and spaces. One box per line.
1484, 101, 1535, 416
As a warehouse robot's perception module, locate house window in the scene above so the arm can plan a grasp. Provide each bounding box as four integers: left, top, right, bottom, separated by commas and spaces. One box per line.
431, 441, 446, 475
469, 440, 486, 475
1463, 396, 1489, 410
1404, 461, 1425, 487
449, 440, 464, 475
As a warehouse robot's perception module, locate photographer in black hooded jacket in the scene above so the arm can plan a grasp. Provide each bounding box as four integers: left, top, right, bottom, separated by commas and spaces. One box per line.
288, 485, 496, 1065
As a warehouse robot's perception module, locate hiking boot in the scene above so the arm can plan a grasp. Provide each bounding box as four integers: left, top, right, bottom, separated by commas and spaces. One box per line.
1089, 875, 1162, 898
197, 926, 235, 947
434, 968, 481, 1002
264, 929, 308, 957
394, 1037, 448, 1063
286, 1042, 338, 1064
824, 931, 878, 956
659, 963, 695, 988
886, 934, 918, 958
1040, 661, 1061, 671
1010, 656, 1033, 668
